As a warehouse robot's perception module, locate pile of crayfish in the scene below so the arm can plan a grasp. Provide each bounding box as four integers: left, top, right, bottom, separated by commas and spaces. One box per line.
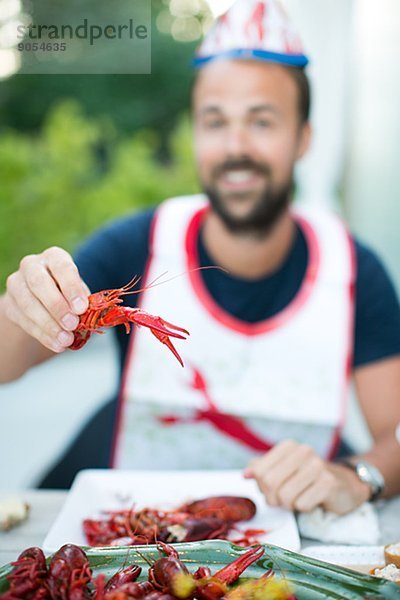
83, 496, 266, 548
0, 542, 296, 599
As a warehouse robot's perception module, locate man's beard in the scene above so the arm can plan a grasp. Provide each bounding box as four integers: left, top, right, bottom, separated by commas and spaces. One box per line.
202, 159, 293, 237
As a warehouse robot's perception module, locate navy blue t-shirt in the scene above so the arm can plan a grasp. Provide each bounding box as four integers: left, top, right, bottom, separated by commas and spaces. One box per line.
38, 206, 400, 488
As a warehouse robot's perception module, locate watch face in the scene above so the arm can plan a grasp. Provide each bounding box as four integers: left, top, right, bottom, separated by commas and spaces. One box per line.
356, 461, 385, 494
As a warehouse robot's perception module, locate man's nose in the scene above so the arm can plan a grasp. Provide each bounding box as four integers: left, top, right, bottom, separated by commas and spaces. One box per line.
224, 125, 251, 157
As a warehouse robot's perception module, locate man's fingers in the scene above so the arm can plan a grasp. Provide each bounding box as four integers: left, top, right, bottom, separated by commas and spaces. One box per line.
276, 455, 325, 508
246, 439, 299, 476
292, 471, 336, 512
6, 273, 75, 350
19, 263, 78, 331
4, 301, 69, 353
246, 441, 315, 505
42, 247, 89, 314
19, 248, 88, 327
264, 443, 315, 489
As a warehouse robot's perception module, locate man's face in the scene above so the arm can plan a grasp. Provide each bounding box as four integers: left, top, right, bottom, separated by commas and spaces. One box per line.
192, 60, 311, 234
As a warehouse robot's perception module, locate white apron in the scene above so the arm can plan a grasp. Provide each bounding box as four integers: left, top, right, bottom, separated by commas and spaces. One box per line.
112, 196, 354, 469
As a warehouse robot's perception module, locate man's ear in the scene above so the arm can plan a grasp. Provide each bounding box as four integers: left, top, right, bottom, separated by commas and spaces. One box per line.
296, 122, 312, 160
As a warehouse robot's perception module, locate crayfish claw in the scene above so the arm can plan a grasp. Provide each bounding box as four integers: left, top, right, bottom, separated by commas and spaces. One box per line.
150, 328, 185, 367
212, 545, 265, 585
130, 309, 189, 339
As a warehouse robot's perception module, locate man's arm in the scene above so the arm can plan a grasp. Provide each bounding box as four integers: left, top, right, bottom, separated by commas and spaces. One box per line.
0, 247, 89, 383
353, 355, 400, 498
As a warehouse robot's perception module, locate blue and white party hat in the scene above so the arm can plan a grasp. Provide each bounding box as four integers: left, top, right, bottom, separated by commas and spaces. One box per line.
194, 0, 308, 68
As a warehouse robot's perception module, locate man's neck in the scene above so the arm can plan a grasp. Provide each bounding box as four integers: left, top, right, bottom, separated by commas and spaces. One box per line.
202, 209, 296, 280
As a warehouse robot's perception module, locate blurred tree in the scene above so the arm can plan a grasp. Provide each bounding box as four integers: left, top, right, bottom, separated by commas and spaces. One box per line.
0, 0, 212, 149
0, 101, 199, 290
0, 0, 213, 288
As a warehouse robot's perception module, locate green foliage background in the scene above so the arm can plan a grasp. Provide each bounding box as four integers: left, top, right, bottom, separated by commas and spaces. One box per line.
0, 0, 214, 291
0, 102, 200, 290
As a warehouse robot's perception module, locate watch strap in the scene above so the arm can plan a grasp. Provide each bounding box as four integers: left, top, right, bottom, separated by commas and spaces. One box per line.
338, 459, 384, 501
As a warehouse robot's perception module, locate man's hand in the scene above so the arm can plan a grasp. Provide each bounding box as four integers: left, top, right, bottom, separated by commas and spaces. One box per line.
244, 440, 371, 515
4, 247, 89, 353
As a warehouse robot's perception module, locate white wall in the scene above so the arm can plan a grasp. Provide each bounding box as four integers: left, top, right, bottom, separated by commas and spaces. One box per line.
285, 0, 353, 209
288, 0, 400, 291
346, 0, 400, 291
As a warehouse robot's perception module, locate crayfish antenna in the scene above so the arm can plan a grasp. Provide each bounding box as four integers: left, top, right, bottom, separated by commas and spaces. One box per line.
120, 274, 142, 294
119, 267, 228, 298
133, 548, 153, 567
118, 271, 169, 298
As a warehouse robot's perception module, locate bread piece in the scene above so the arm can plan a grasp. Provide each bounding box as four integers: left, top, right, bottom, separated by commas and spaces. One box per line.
0, 498, 30, 531
371, 563, 400, 584
384, 543, 400, 568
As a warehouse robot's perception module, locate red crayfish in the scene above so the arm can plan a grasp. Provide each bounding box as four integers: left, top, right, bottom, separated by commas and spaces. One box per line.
145, 542, 266, 599
70, 275, 189, 367
0, 542, 296, 599
0, 546, 48, 599
180, 497, 256, 523
1, 544, 92, 600
83, 496, 261, 548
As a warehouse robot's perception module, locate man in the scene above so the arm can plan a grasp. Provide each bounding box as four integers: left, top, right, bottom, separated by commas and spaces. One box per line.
1, 0, 400, 513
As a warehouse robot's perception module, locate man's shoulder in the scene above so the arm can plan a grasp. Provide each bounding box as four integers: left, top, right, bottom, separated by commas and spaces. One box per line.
351, 236, 393, 283
350, 235, 400, 367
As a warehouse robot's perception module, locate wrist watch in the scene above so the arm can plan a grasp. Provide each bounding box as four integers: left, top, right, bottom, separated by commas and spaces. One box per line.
339, 459, 385, 501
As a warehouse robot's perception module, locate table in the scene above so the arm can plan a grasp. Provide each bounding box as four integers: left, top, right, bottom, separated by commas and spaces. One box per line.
1, 491, 400, 566
0, 491, 66, 565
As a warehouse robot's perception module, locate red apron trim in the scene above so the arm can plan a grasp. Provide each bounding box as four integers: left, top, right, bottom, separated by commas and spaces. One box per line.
327, 222, 356, 460
185, 206, 321, 336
